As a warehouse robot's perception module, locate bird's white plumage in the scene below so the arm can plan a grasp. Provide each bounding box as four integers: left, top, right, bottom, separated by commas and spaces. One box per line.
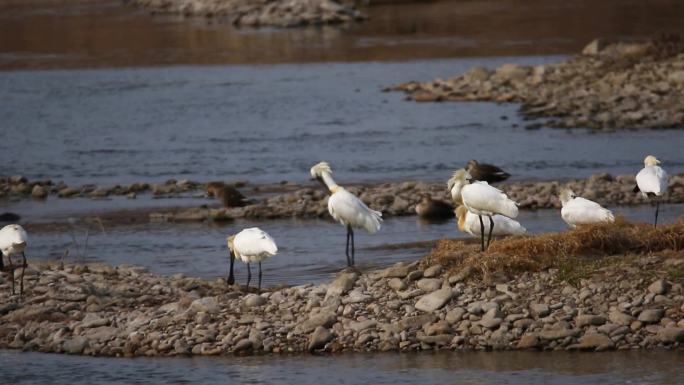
636, 166, 668, 197
461, 182, 518, 218
328, 188, 382, 233
559, 191, 614, 228
457, 207, 526, 237
310, 161, 382, 233
0, 224, 28, 257
230, 227, 278, 263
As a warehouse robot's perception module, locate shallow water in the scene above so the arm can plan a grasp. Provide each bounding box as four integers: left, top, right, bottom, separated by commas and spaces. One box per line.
1, 350, 682, 385
3, 58, 684, 187
16, 202, 684, 285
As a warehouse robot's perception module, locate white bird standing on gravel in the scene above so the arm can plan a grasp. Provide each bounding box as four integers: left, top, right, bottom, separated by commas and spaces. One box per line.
559, 189, 615, 228
455, 205, 526, 238
310, 161, 382, 267
448, 169, 518, 251
227, 227, 277, 293
0, 224, 29, 296
634, 155, 668, 227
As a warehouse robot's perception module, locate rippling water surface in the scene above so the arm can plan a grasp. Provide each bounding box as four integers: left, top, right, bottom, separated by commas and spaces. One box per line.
3, 58, 684, 187
1, 350, 682, 385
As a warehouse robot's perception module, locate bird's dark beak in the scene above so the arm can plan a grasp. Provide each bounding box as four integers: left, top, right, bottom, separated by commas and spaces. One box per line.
227, 251, 235, 285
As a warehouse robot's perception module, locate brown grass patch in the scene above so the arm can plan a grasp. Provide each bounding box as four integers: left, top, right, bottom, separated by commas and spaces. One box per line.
424, 219, 684, 283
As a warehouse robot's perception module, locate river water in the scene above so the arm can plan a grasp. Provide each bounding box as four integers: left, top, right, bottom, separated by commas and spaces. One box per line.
1, 350, 683, 384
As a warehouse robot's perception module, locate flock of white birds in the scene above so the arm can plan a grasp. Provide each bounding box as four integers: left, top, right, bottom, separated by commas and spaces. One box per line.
0, 155, 670, 295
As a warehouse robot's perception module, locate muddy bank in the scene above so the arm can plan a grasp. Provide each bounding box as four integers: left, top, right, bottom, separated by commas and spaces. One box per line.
0, 253, 682, 356
131, 0, 364, 28
3, 173, 684, 223
389, 37, 684, 130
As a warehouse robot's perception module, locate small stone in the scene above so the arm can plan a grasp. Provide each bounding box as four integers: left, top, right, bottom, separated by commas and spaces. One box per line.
416, 278, 442, 292
296, 311, 337, 333
190, 297, 220, 314
326, 272, 358, 298
244, 294, 266, 308
233, 338, 252, 352
349, 320, 377, 333
446, 307, 466, 324
576, 314, 606, 327
415, 288, 453, 312
517, 334, 539, 349
31, 185, 48, 199
308, 326, 333, 351
388, 278, 406, 291
609, 311, 634, 326
81, 313, 108, 328
577, 333, 614, 351
637, 309, 664, 324
62, 337, 88, 354
657, 327, 684, 343
530, 303, 550, 318
423, 265, 442, 278
383, 263, 410, 278
647, 279, 670, 295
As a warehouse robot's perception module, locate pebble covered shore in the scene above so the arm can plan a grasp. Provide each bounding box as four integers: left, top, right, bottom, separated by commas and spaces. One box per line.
130, 0, 364, 28
389, 36, 684, 130
0, 254, 682, 356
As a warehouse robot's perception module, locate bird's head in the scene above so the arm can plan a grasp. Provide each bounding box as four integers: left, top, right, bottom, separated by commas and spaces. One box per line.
447, 169, 469, 205
644, 155, 661, 166
559, 189, 576, 205
226, 235, 236, 253
310, 161, 332, 179
466, 159, 478, 170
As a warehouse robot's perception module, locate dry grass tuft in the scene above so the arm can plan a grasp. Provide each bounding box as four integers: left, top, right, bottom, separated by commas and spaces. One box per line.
424, 219, 684, 283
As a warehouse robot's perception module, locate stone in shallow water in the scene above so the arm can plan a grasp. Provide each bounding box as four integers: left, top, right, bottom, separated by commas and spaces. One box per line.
62, 337, 88, 354
308, 326, 333, 351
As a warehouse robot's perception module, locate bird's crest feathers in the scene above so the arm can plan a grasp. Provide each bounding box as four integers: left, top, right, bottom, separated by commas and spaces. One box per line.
644, 155, 661, 166
310, 161, 332, 178
559, 189, 576, 204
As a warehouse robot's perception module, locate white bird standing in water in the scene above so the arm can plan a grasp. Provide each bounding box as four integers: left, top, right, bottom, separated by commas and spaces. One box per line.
448, 169, 518, 251
227, 227, 277, 293
0, 224, 29, 296
634, 155, 668, 227
455, 205, 526, 238
559, 189, 615, 228
310, 161, 382, 267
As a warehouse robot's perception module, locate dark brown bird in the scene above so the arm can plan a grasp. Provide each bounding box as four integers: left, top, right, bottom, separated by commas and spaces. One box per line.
466, 160, 511, 184
415, 194, 454, 221
205, 182, 248, 208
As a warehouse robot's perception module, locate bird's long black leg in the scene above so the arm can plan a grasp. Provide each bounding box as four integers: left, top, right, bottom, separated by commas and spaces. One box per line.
8, 255, 14, 296
246, 262, 251, 291
20, 252, 26, 296
486, 216, 495, 250
350, 227, 355, 266
258, 261, 262, 294
478, 215, 485, 252
654, 199, 660, 228
345, 225, 352, 267
227, 253, 235, 285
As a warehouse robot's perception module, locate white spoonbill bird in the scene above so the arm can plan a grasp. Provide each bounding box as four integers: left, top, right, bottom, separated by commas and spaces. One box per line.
559, 189, 615, 228
449, 169, 518, 251
0, 224, 28, 296
227, 227, 277, 293
310, 161, 382, 267
634, 155, 668, 227
455, 205, 526, 238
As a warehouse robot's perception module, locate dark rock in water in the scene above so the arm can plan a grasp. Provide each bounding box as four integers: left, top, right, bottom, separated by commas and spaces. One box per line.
466, 160, 511, 184
0, 213, 21, 222
415, 194, 453, 220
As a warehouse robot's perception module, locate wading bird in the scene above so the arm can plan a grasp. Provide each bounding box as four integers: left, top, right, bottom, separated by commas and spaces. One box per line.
448, 169, 518, 251
0, 224, 28, 296
634, 155, 668, 227
466, 159, 511, 184
310, 162, 382, 267
455, 205, 526, 238
415, 194, 453, 221
559, 189, 614, 228
227, 227, 277, 293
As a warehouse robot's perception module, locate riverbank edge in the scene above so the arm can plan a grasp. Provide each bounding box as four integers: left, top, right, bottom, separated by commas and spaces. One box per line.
0, 252, 682, 357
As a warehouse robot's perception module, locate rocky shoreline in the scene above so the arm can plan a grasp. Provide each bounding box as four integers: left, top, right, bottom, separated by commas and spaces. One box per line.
388, 36, 684, 130
2, 172, 684, 223
0, 250, 682, 356
130, 0, 365, 28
